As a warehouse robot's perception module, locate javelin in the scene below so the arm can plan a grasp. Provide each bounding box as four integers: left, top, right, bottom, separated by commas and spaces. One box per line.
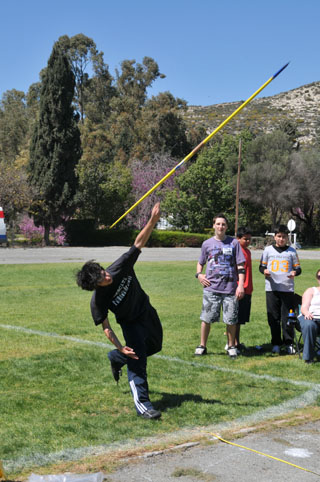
110, 62, 289, 228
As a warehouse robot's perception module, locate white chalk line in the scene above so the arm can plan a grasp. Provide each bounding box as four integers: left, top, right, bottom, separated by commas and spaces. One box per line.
1, 323, 320, 472
0, 323, 317, 388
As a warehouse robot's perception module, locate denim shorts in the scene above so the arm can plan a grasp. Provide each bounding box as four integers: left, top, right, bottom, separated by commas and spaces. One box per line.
200, 291, 238, 325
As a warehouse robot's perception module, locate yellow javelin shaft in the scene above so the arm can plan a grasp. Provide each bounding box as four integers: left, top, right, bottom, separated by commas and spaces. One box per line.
110, 62, 289, 228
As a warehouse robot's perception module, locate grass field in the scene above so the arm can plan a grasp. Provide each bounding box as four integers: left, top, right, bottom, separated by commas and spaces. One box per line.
1, 258, 320, 478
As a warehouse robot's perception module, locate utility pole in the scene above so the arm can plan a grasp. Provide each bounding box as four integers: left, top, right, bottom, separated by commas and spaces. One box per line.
235, 138, 242, 236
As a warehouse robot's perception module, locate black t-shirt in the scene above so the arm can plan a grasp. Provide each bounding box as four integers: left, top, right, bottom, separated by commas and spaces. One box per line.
90, 245, 149, 326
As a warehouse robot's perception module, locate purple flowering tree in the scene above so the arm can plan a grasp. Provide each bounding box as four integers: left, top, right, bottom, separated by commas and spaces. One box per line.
127, 154, 184, 229
19, 215, 66, 245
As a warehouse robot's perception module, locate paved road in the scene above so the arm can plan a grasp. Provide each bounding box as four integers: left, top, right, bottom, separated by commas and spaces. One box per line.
1, 246, 320, 264
0, 246, 203, 264
106, 420, 320, 482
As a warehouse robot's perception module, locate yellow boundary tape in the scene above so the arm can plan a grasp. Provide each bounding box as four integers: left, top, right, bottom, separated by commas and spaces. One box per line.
210, 433, 320, 477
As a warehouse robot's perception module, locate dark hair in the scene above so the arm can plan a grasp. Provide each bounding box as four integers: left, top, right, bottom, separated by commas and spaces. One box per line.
316, 269, 320, 279
236, 226, 252, 238
213, 213, 228, 225
274, 224, 289, 235
76, 260, 104, 291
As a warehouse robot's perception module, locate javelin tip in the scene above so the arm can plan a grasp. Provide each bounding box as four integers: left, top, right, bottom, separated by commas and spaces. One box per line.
272, 62, 290, 80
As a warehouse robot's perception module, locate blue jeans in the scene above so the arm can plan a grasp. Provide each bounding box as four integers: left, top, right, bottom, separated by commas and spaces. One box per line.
298, 314, 320, 361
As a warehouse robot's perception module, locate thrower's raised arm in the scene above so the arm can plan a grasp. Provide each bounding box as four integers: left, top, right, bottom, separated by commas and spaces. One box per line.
134, 202, 161, 250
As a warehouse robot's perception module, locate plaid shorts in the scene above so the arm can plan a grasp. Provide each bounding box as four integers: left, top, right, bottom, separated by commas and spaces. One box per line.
200, 291, 238, 325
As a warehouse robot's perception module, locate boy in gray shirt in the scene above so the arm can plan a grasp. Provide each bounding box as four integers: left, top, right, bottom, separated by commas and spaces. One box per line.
259, 225, 301, 354
194, 214, 245, 358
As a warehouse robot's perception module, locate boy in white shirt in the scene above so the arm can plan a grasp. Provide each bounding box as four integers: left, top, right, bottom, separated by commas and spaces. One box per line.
259, 225, 301, 354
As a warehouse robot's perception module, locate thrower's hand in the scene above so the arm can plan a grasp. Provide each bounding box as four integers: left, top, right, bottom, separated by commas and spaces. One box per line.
287, 271, 296, 279
151, 202, 161, 223
264, 269, 271, 278
134, 202, 160, 249
120, 346, 139, 360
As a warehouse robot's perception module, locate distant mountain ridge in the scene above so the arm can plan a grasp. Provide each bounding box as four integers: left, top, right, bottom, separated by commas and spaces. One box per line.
183, 81, 320, 145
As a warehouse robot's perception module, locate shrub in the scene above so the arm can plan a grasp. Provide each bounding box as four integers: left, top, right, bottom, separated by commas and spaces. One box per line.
64, 219, 95, 246
250, 236, 268, 249
148, 230, 208, 247
63, 223, 208, 247
51, 225, 67, 246
18, 216, 66, 246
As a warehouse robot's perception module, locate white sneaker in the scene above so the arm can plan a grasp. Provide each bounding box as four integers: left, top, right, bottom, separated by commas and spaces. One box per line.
272, 345, 281, 354
286, 345, 296, 355
227, 346, 237, 358
194, 345, 207, 356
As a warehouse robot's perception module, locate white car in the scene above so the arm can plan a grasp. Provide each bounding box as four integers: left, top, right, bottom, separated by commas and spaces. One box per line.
0, 207, 7, 243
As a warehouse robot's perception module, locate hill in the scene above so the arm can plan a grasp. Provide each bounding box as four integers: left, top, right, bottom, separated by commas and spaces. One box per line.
183, 81, 320, 146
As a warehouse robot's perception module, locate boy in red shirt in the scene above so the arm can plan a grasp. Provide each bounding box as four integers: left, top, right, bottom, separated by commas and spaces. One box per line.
235, 227, 253, 352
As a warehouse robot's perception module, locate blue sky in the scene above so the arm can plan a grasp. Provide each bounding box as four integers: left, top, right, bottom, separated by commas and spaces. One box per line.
0, 0, 319, 106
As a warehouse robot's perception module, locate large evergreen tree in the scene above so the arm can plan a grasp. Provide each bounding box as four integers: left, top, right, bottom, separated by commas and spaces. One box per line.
28, 43, 82, 245
0, 89, 29, 163
240, 130, 293, 229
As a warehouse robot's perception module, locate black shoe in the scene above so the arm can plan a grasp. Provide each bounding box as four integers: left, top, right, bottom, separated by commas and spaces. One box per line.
305, 360, 314, 364
110, 361, 122, 383
138, 409, 161, 420
236, 343, 246, 353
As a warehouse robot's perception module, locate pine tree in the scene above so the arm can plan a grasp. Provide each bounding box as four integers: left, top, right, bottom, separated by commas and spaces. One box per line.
29, 43, 81, 245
